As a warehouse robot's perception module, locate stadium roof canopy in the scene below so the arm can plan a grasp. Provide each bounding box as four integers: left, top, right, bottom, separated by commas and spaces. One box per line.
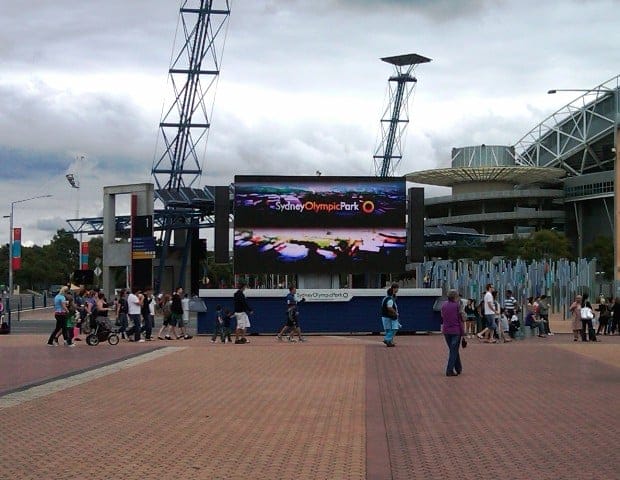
406, 166, 565, 187
512, 74, 619, 177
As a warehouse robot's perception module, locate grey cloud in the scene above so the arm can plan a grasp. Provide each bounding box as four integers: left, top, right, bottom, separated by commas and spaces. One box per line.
0, 83, 155, 173
36, 216, 67, 233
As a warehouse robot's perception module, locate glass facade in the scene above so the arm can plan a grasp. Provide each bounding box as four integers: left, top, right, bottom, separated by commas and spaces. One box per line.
565, 180, 614, 199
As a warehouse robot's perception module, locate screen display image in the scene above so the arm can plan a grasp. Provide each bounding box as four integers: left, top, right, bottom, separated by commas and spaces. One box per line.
234, 176, 406, 274
234, 227, 406, 274
234, 176, 405, 228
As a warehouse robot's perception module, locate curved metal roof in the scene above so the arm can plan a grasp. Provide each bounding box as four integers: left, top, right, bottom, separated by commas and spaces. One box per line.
406, 166, 565, 187
512, 74, 619, 175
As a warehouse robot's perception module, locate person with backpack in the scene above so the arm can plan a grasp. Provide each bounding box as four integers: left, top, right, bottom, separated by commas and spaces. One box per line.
276, 285, 306, 342
381, 283, 400, 347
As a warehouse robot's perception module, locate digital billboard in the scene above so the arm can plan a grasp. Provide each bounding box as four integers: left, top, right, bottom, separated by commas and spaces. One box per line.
233, 176, 406, 274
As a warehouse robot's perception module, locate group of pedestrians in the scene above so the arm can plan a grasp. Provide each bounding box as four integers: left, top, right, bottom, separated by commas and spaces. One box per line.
209, 283, 309, 344
569, 293, 620, 342
47, 285, 194, 346
209, 282, 254, 344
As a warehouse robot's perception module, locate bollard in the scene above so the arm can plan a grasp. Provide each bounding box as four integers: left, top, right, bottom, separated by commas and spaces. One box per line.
32, 294, 35, 310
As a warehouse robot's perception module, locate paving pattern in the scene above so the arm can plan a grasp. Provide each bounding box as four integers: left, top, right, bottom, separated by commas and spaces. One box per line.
367, 335, 620, 480
0, 332, 618, 479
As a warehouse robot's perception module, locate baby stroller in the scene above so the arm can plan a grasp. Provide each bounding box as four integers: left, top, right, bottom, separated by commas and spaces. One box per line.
86, 315, 120, 346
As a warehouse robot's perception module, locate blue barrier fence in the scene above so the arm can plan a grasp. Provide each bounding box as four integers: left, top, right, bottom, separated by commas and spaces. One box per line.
197, 288, 442, 335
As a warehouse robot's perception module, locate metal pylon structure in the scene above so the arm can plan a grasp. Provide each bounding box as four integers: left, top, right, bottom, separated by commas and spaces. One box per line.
151, 0, 231, 291
373, 53, 431, 177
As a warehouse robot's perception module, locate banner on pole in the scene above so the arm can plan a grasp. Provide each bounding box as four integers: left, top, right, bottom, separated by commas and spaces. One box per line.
81, 241, 89, 270
12, 227, 21, 270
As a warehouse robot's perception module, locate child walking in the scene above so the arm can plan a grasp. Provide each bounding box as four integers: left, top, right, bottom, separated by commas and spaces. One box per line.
211, 305, 225, 343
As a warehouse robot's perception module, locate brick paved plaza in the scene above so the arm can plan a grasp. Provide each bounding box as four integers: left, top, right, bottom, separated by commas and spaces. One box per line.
1, 325, 619, 480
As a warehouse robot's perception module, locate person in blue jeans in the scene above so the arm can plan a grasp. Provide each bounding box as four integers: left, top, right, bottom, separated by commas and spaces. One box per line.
381, 283, 400, 347
441, 289, 465, 376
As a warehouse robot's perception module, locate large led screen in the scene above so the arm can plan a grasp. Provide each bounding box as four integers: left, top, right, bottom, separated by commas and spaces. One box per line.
233, 176, 406, 273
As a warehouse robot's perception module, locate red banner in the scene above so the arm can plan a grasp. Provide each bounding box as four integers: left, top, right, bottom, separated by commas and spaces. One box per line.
12, 228, 21, 271
81, 241, 89, 270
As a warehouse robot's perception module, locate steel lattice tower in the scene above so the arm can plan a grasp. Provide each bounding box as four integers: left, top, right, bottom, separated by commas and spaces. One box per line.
373, 53, 431, 177
152, 0, 231, 189
152, 0, 231, 291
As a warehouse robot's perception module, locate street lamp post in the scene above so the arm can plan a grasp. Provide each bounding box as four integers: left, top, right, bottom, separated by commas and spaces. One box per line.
548, 87, 620, 298
66, 171, 81, 270
7, 194, 52, 330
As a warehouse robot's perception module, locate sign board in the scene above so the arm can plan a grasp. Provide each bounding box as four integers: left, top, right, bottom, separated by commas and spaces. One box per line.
132, 236, 156, 260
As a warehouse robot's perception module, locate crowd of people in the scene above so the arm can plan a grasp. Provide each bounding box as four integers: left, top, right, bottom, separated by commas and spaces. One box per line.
47, 285, 193, 346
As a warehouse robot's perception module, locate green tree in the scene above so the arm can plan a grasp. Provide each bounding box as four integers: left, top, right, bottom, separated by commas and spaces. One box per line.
520, 229, 572, 261
503, 235, 526, 260
584, 236, 613, 281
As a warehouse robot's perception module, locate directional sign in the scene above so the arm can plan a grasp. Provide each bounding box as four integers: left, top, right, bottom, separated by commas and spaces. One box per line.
132, 236, 156, 259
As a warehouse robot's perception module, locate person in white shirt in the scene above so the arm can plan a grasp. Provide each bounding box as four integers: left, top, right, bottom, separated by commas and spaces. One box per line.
127, 288, 144, 343
476, 283, 498, 343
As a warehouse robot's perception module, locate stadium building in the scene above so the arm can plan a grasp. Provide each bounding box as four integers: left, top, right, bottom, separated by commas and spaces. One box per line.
407, 75, 619, 263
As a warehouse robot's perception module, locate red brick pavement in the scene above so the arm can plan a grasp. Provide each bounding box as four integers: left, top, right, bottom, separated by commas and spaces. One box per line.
0, 334, 161, 394
367, 335, 620, 480
0, 333, 618, 479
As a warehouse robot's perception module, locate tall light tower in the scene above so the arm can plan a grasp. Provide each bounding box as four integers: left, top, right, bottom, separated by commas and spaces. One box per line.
151, 0, 231, 290
373, 53, 431, 177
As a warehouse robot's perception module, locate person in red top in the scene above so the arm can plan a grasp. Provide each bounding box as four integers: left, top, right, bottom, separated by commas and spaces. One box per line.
441, 289, 465, 377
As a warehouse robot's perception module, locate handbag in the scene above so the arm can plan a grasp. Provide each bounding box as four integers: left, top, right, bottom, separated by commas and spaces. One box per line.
461, 337, 467, 348
580, 307, 594, 320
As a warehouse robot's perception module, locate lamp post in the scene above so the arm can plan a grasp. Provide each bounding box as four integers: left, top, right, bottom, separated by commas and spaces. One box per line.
8, 195, 52, 326
548, 86, 620, 298
66, 170, 81, 269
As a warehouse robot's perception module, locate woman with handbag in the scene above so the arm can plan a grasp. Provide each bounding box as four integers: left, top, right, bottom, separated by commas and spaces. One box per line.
580, 294, 597, 342
441, 290, 465, 377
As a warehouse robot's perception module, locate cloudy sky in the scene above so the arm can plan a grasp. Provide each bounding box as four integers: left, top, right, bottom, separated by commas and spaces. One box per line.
1, 0, 618, 246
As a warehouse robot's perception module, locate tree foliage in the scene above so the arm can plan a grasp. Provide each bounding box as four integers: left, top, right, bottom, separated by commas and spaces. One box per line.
501, 230, 572, 261
583, 236, 613, 280
0, 230, 104, 292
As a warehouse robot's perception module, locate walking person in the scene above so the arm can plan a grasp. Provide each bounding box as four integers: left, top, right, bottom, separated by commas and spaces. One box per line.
233, 282, 253, 344
538, 294, 553, 335
47, 286, 74, 347
171, 287, 192, 340
569, 294, 582, 341
441, 289, 465, 376
116, 289, 129, 340
141, 287, 154, 341
477, 284, 498, 343
157, 293, 173, 340
596, 302, 610, 335
211, 305, 226, 343
127, 287, 144, 343
381, 283, 400, 347
610, 297, 620, 335
580, 294, 596, 342
277, 285, 306, 342
464, 299, 477, 338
